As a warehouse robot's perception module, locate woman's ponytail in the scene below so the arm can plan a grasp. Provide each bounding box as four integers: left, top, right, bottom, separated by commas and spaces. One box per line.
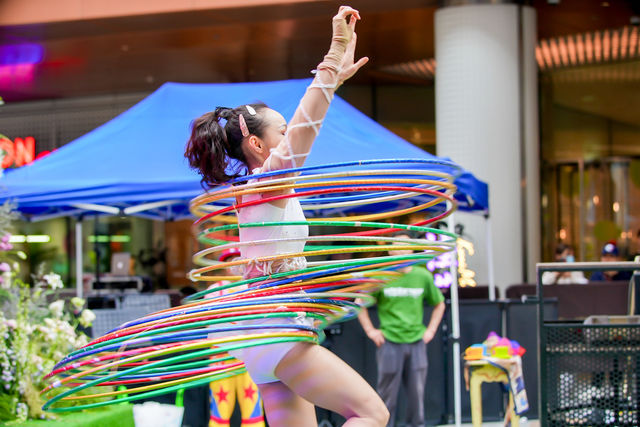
185, 107, 244, 187
185, 103, 267, 187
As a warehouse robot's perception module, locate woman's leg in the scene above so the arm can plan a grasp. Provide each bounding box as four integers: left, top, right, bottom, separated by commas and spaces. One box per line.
258, 381, 316, 427
272, 342, 390, 427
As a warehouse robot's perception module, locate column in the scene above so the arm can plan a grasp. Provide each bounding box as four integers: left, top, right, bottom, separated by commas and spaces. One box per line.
435, 1, 540, 292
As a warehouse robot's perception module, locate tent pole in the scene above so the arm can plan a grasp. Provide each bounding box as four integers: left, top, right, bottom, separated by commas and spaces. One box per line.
75, 218, 83, 298
447, 210, 462, 427
486, 213, 496, 301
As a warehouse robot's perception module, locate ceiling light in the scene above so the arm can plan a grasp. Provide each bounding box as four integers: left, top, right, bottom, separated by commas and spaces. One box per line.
536, 26, 640, 70
380, 26, 640, 80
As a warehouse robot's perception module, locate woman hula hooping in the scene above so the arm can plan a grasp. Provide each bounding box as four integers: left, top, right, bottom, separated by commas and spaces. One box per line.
184, 6, 389, 427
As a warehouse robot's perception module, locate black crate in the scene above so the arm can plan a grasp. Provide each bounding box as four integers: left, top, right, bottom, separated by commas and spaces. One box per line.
542, 324, 640, 426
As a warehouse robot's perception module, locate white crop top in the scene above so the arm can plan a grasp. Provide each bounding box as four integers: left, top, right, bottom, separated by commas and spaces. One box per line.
238, 174, 309, 278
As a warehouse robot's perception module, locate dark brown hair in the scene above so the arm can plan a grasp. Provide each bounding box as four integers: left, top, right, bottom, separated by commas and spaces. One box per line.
184, 103, 268, 187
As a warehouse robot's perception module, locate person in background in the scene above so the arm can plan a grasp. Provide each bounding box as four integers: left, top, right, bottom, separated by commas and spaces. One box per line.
357, 232, 445, 427
542, 243, 588, 285
590, 242, 632, 282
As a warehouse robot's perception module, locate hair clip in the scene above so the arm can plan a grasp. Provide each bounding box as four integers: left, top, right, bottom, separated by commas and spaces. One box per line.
246, 105, 257, 116
238, 113, 250, 138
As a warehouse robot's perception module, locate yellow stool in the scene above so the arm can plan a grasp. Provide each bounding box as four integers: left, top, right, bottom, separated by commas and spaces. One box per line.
465, 360, 519, 427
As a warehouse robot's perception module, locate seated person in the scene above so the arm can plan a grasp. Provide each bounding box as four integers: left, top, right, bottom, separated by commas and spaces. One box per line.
590, 242, 632, 282
542, 243, 588, 285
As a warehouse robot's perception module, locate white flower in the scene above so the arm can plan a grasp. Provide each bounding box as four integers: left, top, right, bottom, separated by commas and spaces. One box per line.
30, 354, 43, 365
70, 297, 85, 311
59, 321, 76, 339
75, 334, 89, 348
16, 402, 27, 421
43, 273, 63, 290
5, 319, 16, 329
78, 309, 96, 328
0, 272, 10, 289
48, 300, 65, 318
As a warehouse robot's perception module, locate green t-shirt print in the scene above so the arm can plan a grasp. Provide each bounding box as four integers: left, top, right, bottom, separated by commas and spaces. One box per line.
374, 266, 444, 344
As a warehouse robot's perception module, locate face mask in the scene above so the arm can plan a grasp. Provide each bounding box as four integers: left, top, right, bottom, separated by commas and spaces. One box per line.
565, 255, 575, 263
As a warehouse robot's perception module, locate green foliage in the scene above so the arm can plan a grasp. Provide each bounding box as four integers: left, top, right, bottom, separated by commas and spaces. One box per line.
0, 393, 17, 421
0, 203, 101, 422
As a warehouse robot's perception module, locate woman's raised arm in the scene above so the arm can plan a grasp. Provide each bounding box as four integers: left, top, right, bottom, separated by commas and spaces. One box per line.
263, 6, 368, 172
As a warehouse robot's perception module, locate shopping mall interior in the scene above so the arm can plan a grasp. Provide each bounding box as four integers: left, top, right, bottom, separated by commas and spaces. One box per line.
1, 1, 640, 425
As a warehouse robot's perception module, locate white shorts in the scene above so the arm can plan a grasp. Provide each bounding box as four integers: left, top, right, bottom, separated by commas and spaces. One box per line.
210, 314, 315, 385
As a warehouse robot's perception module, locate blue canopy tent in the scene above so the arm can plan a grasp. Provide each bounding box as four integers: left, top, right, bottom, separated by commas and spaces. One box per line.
1, 79, 487, 220
0, 77, 491, 292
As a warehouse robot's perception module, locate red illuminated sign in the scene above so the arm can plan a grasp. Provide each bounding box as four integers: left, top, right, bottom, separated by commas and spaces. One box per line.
0, 136, 39, 168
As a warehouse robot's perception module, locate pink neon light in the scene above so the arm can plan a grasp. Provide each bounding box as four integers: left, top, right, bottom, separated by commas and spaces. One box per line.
0, 63, 36, 87
0, 43, 43, 88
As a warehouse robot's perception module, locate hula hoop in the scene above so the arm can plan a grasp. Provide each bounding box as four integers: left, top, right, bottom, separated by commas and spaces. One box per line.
42, 159, 460, 410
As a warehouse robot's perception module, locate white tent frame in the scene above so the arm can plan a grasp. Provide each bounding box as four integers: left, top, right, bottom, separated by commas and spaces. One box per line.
448, 209, 496, 427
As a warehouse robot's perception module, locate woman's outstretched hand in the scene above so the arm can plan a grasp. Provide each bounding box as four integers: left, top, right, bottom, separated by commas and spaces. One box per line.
338, 30, 369, 83
334, 6, 369, 83
318, 6, 368, 83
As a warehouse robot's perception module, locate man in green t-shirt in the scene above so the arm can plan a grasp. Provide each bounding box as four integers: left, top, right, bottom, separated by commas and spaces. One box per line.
358, 232, 445, 427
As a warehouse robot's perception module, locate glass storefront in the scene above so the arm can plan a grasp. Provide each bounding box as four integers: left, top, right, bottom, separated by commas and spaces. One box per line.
540, 60, 640, 262
12, 217, 70, 283
12, 216, 167, 290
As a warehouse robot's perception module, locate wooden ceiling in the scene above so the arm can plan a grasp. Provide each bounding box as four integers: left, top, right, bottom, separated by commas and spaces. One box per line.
0, 0, 639, 103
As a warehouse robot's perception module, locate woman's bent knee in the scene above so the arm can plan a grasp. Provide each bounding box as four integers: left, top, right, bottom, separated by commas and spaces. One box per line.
371, 396, 390, 426
351, 389, 389, 426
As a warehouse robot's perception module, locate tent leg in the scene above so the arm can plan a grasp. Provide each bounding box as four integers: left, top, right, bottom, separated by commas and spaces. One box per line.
75, 219, 83, 298
448, 211, 462, 427
486, 214, 496, 301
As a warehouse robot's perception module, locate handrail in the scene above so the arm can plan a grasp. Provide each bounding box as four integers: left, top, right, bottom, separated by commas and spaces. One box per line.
536, 261, 640, 273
